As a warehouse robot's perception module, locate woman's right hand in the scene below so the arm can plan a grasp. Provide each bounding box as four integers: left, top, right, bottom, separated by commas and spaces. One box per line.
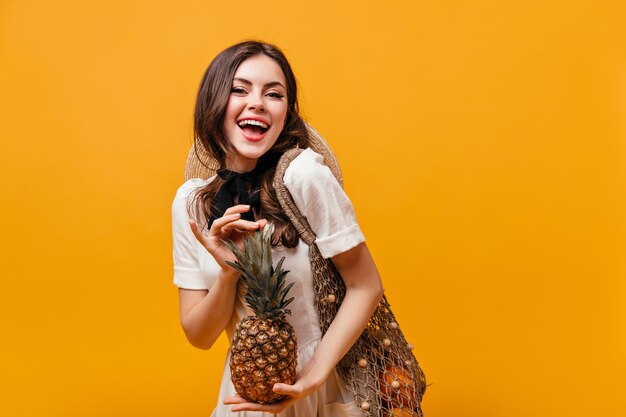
188, 204, 267, 274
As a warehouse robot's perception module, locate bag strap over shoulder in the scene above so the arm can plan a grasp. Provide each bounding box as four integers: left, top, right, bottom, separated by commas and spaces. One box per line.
273, 146, 347, 337
273, 148, 317, 247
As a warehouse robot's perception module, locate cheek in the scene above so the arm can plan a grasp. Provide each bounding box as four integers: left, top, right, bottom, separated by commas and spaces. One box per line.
224, 105, 237, 120
273, 104, 288, 125
225, 97, 245, 117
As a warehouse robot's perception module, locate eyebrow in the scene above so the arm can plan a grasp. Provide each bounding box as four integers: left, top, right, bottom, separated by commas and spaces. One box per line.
233, 77, 286, 89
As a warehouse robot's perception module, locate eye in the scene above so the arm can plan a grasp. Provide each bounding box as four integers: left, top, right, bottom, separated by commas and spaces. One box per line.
267, 91, 284, 99
231, 87, 246, 94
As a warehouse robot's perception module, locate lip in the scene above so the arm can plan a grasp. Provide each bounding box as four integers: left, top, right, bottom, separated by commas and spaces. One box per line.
236, 116, 271, 127
236, 116, 271, 142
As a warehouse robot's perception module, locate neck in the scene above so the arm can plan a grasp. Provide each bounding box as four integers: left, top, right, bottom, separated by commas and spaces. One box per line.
225, 156, 257, 173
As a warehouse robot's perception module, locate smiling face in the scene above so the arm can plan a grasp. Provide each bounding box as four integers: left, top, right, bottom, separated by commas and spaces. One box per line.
223, 54, 288, 172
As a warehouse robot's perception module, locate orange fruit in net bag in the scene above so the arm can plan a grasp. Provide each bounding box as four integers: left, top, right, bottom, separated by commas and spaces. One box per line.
379, 365, 415, 408
384, 406, 416, 417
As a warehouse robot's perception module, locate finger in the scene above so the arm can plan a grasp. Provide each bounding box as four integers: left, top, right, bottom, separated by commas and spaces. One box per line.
209, 213, 242, 233
256, 218, 268, 229
223, 396, 248, 405
223, 205, 252, 216
188, 219, 208, 243
221, 220, 261, 233
230, 398, 295, 413
273, 383, 302, 396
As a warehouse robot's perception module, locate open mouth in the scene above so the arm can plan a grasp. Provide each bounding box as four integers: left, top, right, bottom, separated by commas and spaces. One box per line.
237, 119, 270, 137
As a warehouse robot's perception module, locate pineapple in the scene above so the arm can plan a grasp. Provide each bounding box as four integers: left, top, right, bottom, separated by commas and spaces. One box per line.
224, 224, 298, 404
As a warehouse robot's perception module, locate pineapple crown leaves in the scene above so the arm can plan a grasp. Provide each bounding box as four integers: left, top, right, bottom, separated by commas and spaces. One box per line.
223, 224, 295, 319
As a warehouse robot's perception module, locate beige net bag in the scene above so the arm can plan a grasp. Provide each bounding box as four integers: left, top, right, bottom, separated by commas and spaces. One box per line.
273, 148, 427, 417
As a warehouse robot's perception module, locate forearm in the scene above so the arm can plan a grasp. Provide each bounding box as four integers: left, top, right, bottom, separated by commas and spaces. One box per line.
302, 243, 384, 388
304, 284, 382, 387
181, 270, 239, 349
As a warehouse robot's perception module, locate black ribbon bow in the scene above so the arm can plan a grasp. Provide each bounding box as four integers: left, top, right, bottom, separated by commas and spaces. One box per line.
207, 152, 281, 230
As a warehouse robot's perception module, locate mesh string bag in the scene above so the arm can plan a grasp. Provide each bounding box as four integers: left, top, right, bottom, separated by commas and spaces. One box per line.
273, 148, 427, 417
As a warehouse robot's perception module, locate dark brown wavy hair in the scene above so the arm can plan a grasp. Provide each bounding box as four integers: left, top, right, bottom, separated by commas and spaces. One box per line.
188, 40, 310, 247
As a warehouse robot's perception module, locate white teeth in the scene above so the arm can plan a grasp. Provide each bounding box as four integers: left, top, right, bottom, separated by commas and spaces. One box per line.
237, 119, 268, 129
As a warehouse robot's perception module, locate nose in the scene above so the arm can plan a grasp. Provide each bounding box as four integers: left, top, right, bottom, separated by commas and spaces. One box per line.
247, 92, 265, 112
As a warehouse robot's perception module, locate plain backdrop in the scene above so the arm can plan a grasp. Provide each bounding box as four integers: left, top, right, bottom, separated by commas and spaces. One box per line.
1, 1, 625, 416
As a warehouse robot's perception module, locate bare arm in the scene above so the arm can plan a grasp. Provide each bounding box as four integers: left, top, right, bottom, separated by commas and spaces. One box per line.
226, 241, 383, 412
178, 270, 238, 350
296, 241, 384, 386
178, 205, 267, 350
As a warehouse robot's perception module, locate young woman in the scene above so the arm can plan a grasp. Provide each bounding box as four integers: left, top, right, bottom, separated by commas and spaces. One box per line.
172, 40, 383, 416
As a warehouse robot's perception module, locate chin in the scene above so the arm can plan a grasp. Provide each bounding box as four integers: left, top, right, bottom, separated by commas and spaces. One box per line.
238, 138, 280, 157
238, 150, 267, 162
236, 143, 271, 158
228, 145, 272, 171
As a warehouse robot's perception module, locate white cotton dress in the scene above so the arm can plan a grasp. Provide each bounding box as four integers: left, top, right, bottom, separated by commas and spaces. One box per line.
172, 148, 365, 417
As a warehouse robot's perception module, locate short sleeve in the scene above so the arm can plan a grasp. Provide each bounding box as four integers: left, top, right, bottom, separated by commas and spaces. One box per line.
283, 148, 365, 258
172, 179, 215, 289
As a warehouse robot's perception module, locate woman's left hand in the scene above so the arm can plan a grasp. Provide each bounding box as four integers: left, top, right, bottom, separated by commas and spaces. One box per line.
223, 376, 320, 414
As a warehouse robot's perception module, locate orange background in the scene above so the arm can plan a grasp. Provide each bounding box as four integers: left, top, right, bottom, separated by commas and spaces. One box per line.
1, 1, 625, 416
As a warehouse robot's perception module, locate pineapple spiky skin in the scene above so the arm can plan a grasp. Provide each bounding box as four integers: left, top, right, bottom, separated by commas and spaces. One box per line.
230, 317, 297, 403
224, 224, 298, 404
